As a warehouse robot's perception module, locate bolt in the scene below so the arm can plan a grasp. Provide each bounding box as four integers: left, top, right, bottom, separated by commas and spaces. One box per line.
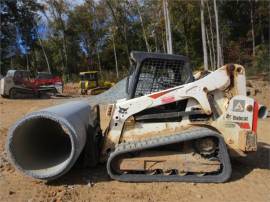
228, 139, 234, 144
246, 105, 253, 112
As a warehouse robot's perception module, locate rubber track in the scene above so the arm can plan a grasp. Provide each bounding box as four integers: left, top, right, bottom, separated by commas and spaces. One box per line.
107, 128, 232, 183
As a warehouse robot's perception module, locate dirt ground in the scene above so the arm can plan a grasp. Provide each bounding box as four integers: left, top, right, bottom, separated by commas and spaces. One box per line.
0, 80, 269, 202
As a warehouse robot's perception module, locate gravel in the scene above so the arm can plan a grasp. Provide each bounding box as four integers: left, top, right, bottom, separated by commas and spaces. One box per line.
0, 152, 8, 169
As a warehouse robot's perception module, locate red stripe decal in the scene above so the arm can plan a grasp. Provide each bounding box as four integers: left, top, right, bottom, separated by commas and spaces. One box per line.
252, 101, 259, 133
238, 122, 250, 129
161, 96, 176, 104
149, 89, 173, 99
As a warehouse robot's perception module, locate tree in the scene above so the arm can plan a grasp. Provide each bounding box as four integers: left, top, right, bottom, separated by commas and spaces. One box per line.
111, 27, 119, 78
200, 0, 208, 70
249, 0, 256, 57
214, 0, 223, 67
2, 0, 269, 78
106, 0, 130, 58
133, 0, 151, 52
45, 0, 69, 75
170, 1, 202, 67
206, 0, 216, 69
163, 0, 173, 54
0, 0, 42, 74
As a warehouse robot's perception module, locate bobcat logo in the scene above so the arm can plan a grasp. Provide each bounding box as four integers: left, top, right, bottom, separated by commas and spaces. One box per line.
233, 100, 245, 112
118, 107, 128, 114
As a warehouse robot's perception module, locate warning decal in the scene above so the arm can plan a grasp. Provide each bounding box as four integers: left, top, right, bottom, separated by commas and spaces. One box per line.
233, 99, 245, 112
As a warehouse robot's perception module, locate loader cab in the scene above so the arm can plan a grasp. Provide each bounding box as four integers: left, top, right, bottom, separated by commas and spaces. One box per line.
3, 70, 31, 86
13, 70, 31, 85
126, 51, 194, 99
79, 71, 99, 95
0, 70, 33, 97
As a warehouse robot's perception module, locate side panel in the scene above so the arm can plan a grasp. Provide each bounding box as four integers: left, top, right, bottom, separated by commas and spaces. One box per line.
101, 66, 231, 158
212, 95, 257, 154
0, 78, 4, 95
0, 76, 14, 96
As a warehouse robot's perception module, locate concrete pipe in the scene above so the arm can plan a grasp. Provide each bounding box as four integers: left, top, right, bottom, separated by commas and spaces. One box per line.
6, 101, 91, 180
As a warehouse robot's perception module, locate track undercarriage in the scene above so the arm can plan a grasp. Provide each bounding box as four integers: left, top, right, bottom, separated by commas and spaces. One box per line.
107, 128, 232, 183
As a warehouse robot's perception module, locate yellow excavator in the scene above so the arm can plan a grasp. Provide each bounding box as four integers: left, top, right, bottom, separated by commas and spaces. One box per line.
79, 71, 114, 95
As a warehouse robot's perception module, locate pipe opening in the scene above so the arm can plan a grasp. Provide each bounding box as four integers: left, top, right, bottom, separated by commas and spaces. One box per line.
10, 117, 72, 178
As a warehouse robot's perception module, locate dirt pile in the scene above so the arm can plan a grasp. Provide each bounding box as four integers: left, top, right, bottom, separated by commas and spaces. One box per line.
63, 83, 80, 96
247, 79, 270, 108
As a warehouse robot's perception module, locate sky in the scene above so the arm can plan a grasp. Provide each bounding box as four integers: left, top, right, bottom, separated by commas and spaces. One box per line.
37, 0, 86, 39
17, 0, 97, 55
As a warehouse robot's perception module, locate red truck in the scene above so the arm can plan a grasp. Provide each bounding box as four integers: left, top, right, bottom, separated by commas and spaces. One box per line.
36, 72, 63, 91
0, 70, 63, 98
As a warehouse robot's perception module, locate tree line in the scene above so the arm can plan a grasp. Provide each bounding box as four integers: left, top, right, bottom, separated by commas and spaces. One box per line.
1, 0, 269, 80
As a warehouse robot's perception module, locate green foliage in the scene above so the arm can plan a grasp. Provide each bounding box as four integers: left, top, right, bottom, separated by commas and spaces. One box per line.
252, 44, 270, 73
1, 0, 269, 79
0, 0, 42, 73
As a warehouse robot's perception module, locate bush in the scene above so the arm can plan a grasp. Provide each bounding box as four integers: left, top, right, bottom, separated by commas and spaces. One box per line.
252, 44, 270, 74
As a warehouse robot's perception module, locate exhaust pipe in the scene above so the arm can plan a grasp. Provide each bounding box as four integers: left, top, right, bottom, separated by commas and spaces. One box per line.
6, 101, 91, 180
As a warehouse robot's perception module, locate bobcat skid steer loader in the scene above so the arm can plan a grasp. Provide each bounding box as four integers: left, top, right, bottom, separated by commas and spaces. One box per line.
6, 52, 268, 183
